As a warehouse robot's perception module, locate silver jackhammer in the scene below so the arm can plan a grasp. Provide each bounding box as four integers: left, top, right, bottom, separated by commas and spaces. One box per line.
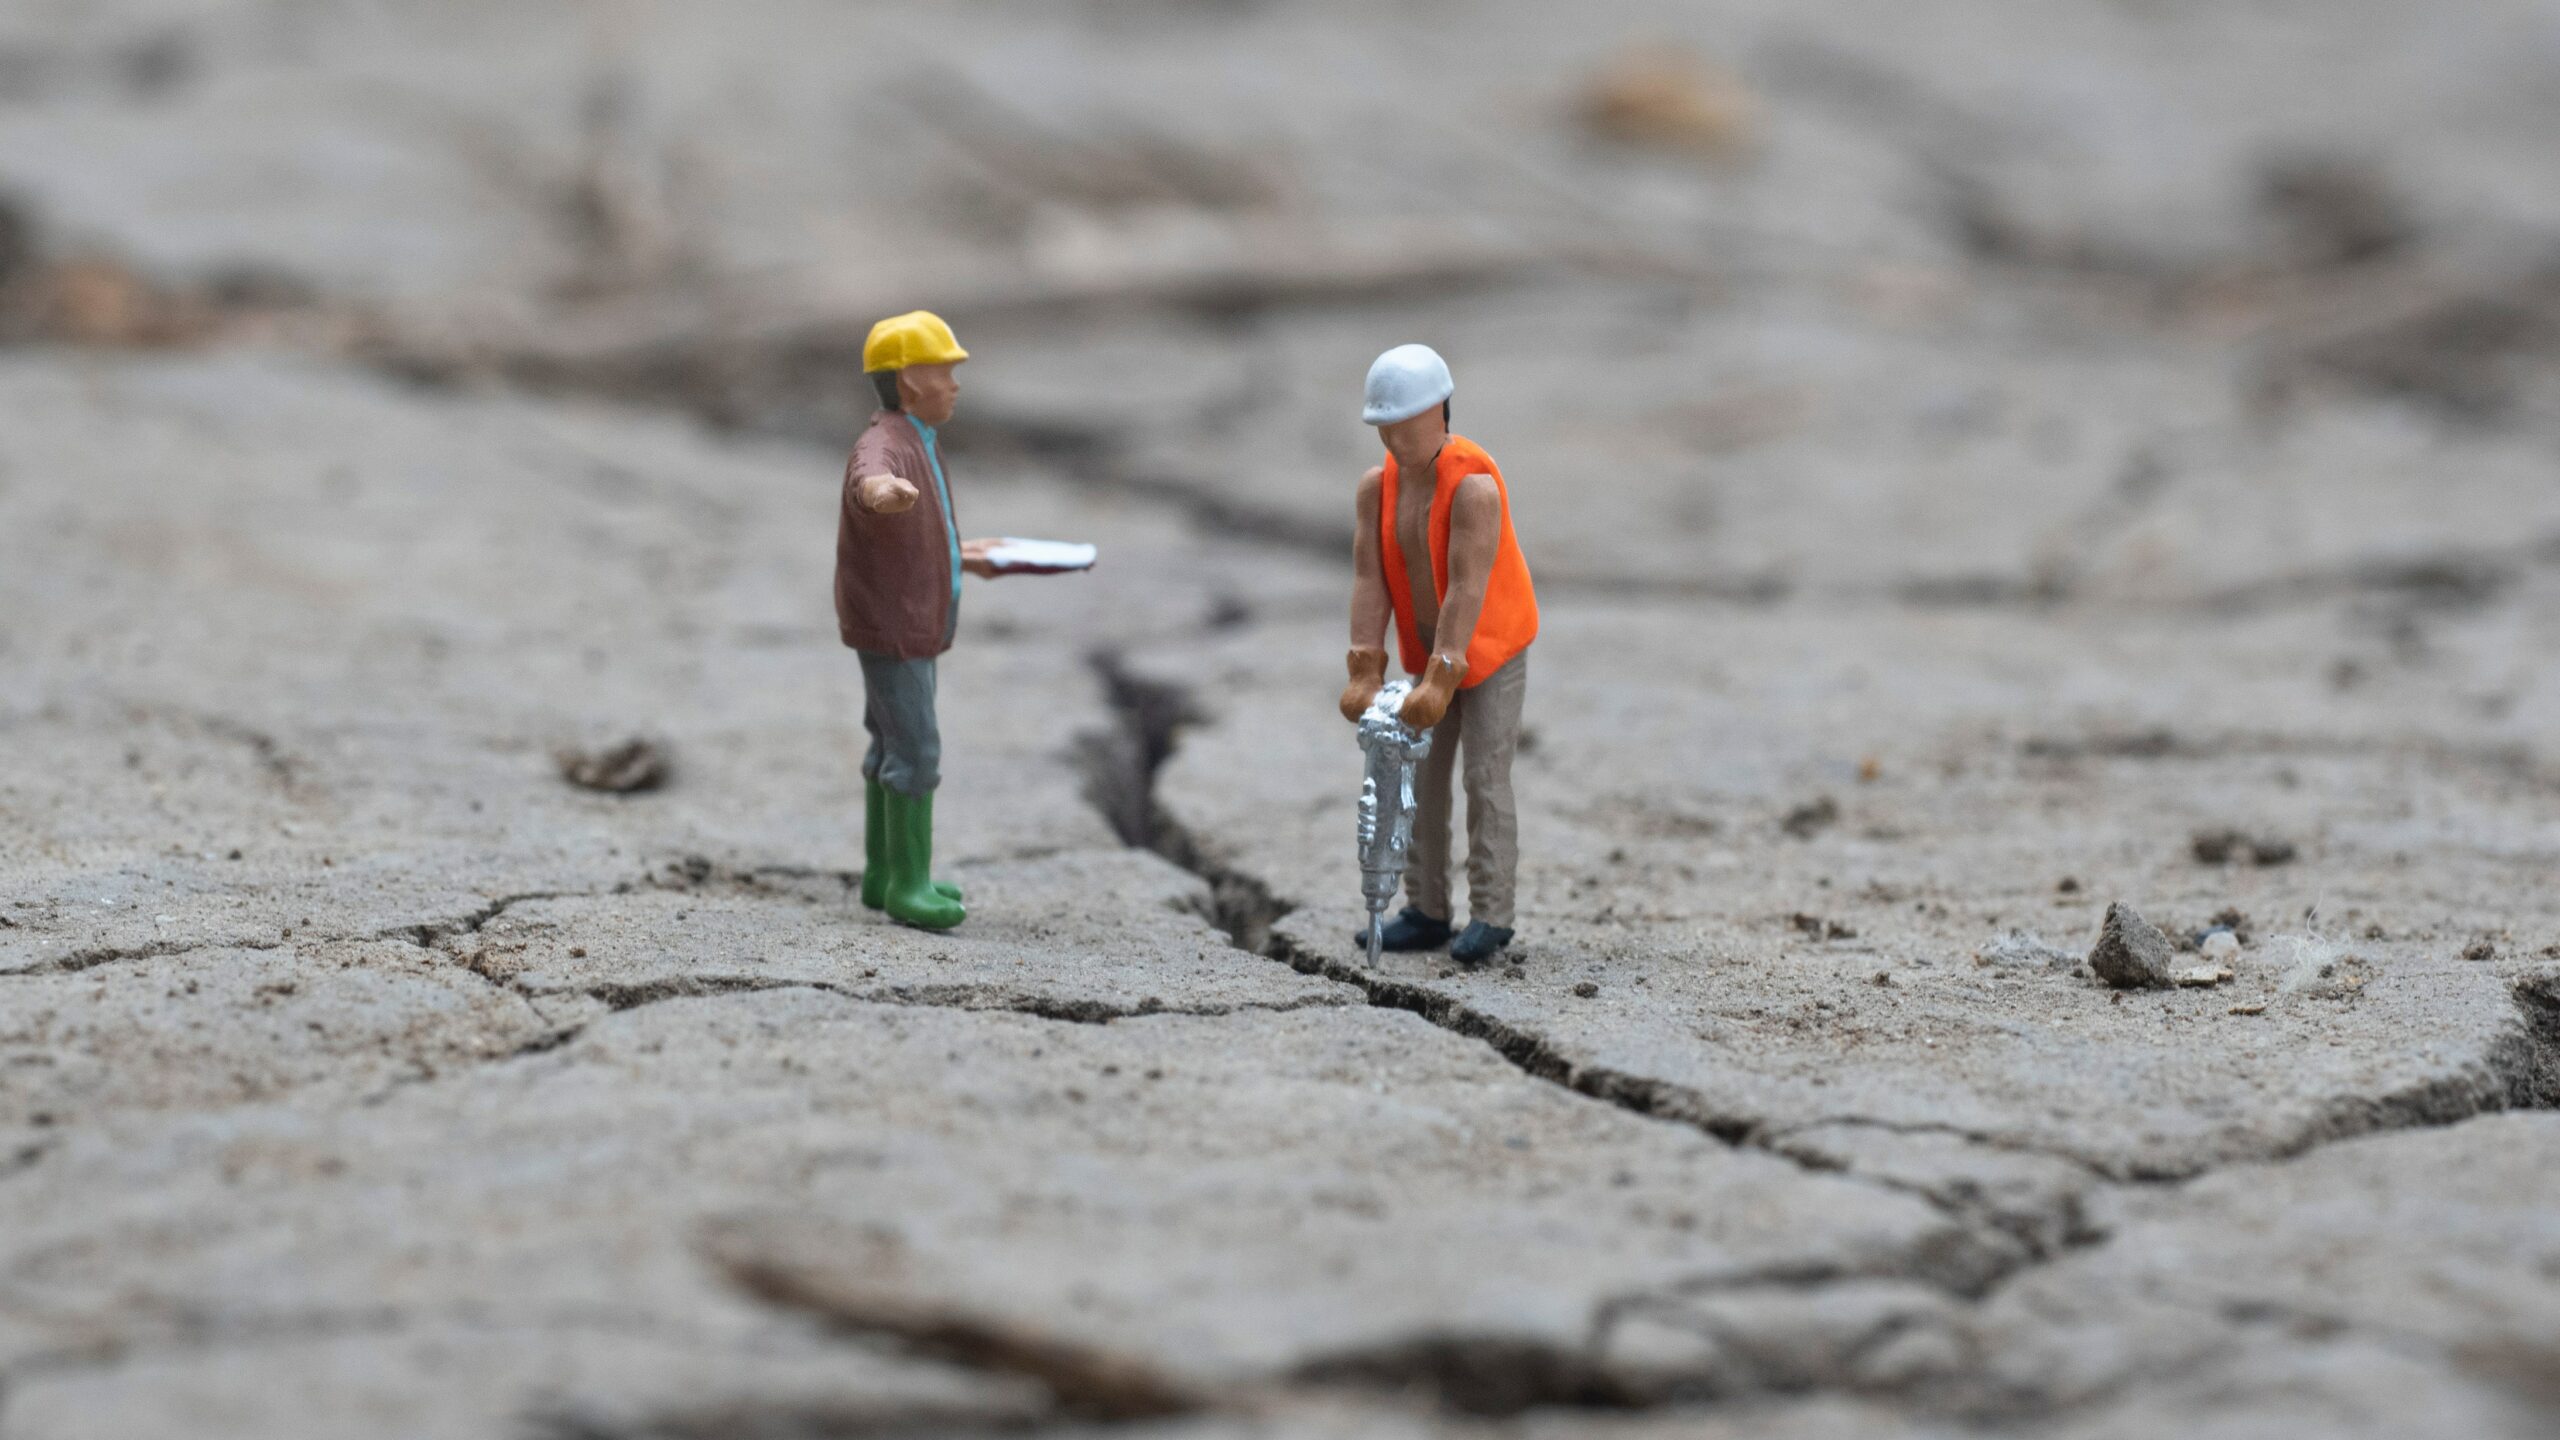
1355, 678, 1434, 965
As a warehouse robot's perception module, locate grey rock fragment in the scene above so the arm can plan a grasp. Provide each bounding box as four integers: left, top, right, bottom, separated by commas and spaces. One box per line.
2089, 903, 2175, 989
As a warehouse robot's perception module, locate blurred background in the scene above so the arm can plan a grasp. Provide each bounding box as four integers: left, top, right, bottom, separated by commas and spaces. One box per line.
7, 0, 2560, 602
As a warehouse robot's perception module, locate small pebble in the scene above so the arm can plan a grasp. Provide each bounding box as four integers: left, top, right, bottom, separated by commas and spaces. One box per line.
1572, 981, 1599, 998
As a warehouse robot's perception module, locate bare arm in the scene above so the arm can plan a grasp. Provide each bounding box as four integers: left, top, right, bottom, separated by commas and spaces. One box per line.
1429, 474, 1502, 671
1395, 474, 1500, 730
1340, 466, 1391, 722
1349, 466, 1390, 650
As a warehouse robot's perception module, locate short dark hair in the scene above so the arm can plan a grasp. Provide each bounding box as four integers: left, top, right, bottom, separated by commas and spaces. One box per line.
870, 371, 901, 410
1443, 399, 1452, 426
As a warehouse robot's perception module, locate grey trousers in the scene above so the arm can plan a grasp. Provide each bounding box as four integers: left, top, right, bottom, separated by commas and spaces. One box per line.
858, 651, 941, 797
1406, 651, 1527, 928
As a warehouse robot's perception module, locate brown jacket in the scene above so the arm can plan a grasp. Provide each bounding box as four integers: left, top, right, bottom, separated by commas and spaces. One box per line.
834, 411, 958, 658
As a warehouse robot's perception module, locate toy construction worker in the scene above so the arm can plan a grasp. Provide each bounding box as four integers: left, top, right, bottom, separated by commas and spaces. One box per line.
1339, 344, 1540, 964
834, 310, 1004, 931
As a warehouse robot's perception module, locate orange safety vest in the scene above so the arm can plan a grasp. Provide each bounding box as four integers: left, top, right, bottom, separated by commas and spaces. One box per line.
1379, 434, 1539, 687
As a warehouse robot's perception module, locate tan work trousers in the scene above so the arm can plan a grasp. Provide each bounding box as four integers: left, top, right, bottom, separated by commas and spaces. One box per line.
1405, 651, 1527, 928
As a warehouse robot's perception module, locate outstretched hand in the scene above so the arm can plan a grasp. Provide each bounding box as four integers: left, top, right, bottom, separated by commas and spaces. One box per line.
961, 537, 1002, 579
856, 472, 919, 514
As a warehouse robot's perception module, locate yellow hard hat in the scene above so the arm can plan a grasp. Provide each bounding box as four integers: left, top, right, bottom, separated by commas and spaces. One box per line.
862, 310, 968, 372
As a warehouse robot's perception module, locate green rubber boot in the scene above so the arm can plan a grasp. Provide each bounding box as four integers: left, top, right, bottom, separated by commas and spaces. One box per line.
880, 787, 965, 931
863, 779, 959, 911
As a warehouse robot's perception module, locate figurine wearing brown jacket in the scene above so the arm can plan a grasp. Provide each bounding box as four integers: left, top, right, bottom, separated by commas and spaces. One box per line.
836, 311, 1005, 931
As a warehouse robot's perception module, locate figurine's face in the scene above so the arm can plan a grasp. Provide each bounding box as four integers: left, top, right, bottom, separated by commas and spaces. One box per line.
898, 363, 962, 426
1375, 406, 1445, 463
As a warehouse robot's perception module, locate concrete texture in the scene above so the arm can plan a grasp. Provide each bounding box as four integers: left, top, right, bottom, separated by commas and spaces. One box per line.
2, 1, 2558, 1435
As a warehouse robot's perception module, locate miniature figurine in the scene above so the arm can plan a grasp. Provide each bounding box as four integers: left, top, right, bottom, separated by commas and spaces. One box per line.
837, 310, 1093, 930
1338, 344, 1539, 964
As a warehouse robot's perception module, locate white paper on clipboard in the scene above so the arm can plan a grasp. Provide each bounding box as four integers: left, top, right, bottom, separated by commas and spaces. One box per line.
982, 539, 1098, 575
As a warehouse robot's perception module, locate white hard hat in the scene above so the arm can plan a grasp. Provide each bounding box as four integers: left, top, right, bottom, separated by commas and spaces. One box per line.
1362, 343, 1454, 425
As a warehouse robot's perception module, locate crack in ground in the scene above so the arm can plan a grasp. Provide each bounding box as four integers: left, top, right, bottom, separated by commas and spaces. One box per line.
397, 890, 582, 949
15, 934, 295, 976
18, 862, 1365, 1132
1064, 653, 2043, 1413
1070, 652, 2560, 1419
557, 972, 1346, 1026
1756, 1115, 2117, 1181
706, 1225, 1206, 1427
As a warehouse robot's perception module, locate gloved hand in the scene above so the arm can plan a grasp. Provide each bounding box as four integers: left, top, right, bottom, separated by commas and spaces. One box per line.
1398, 654, 1465, 730
1338, 647, 1388, 723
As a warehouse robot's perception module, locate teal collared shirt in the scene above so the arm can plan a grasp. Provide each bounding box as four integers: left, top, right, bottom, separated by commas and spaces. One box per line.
913, 419, 963, 628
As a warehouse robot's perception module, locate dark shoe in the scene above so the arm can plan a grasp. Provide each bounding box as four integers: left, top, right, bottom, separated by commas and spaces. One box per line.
1355, 906, 1452, 952
1451, 921, 1515, 964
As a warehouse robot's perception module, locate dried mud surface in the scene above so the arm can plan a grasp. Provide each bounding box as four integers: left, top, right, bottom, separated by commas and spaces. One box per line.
2, 2, 2558, 1436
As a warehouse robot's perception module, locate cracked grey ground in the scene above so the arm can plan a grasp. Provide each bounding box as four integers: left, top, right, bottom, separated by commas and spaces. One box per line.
4, 2, 2560, 1437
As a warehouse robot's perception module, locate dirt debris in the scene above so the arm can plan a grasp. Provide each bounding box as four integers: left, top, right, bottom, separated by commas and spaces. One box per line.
2021, 728, 2178, 761
1790, 912, 1857, 941
2, 253, 215, 347
1780, 796, 1840, 839
2190, 828, 2296, 866
2257, 154, 2417, 270
2088, 903, 2176, 990
0, 196, 354, 352
2203, 906, 2254, 945
1574, 45, 1756, 157
556, 737, 671, 794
